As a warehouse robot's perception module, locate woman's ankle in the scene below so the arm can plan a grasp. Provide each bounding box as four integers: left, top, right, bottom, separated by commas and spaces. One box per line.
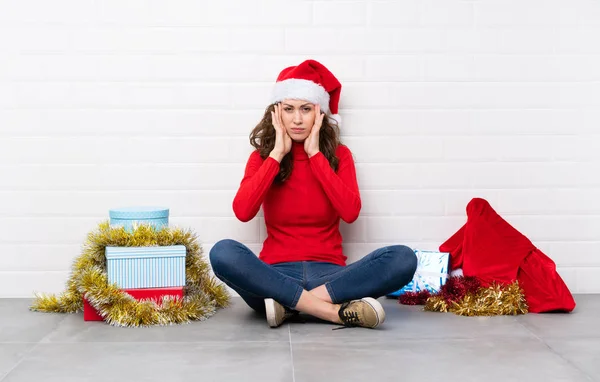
330, 303, 342, 324
295, 290, 342, 324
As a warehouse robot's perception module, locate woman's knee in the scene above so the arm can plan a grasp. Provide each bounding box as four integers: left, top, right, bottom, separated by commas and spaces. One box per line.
209, 239, 242, 275
386, 245, 418, 278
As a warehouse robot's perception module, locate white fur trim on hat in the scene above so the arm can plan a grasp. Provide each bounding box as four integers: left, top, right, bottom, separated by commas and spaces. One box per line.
270, 78, 330, 115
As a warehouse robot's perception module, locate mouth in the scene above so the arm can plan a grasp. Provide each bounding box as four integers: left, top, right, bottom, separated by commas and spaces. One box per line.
290, 128, 305, 134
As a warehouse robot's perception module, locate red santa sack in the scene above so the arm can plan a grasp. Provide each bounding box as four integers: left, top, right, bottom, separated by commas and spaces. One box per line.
439, 198, 576, 313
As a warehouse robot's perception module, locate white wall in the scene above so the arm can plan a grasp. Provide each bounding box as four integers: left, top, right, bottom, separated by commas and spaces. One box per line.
1, 0, 599, 297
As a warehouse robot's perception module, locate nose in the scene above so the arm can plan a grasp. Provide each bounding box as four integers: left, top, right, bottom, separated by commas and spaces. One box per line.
293, 110, 303, 124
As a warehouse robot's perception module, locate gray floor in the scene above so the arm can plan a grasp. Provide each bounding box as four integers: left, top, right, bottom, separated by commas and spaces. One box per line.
0, 295, 599, 382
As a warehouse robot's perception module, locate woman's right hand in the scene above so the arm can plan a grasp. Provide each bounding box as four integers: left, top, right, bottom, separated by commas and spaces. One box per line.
269, 103, 292, 162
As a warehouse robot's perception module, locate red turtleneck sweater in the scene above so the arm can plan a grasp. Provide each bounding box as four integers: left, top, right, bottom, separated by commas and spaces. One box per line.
232, 142, 361, 266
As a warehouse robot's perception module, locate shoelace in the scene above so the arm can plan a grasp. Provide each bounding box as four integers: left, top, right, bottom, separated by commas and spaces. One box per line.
341, 311, 360, 325
332, 302, 360, 330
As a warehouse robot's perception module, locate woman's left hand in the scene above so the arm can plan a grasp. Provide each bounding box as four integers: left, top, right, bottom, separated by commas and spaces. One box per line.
304, 104, 324, 158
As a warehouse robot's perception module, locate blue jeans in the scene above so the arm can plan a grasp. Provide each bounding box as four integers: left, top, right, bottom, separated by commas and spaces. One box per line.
209, 239, 418, 313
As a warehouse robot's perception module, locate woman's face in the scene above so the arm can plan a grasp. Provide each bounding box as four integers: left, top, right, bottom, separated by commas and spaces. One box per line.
279, 99, 316, 142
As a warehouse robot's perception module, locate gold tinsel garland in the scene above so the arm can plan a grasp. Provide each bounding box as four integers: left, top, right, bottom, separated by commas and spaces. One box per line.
423, 281, 528, 316
30, 221, 230, 327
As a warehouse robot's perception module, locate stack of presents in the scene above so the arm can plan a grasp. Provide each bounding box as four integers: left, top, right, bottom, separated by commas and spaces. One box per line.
83, 207, 186, 321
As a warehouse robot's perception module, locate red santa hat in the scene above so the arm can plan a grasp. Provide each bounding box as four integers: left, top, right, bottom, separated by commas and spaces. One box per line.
270, 59, 342, 125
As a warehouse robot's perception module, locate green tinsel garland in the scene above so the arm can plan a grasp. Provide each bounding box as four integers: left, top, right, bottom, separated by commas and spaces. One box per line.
30, 221, 230, 327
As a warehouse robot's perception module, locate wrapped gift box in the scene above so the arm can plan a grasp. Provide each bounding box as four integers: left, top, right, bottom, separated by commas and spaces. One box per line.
106, 245, 186, 289
83, 287, 185, 321
109, 206, 169, 232
387, 249, 450, 297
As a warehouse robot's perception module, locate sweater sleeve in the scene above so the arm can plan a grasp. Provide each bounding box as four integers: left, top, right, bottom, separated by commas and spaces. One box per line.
232, 151, 280, 222
309, 145, 362, 223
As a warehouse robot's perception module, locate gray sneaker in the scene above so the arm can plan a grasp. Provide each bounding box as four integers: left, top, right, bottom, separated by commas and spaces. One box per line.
337, 297, 386, 329
265, 298, 296, 328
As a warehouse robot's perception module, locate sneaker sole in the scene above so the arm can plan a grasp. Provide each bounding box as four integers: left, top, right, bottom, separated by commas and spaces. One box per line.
264, 298, 279, 328
362, 297, 386, 328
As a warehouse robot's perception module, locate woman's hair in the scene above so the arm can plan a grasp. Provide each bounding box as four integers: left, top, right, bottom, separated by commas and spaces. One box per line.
250, 103, 341, 183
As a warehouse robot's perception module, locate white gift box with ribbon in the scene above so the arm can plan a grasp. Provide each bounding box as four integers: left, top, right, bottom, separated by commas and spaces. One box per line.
387, 249, 450, 297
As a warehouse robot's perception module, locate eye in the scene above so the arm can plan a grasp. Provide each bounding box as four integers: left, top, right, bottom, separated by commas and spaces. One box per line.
284, 107, 292, 112
302, 107, 312, 112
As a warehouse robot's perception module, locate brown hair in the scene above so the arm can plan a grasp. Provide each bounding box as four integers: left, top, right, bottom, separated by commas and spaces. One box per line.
250, 103, 341, 183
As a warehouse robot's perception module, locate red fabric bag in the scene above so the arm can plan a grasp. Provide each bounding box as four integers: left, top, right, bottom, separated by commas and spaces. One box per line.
440, 198, 575, 313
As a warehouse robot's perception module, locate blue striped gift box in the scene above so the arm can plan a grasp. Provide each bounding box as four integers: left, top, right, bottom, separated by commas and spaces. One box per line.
105, 245, 186, 289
